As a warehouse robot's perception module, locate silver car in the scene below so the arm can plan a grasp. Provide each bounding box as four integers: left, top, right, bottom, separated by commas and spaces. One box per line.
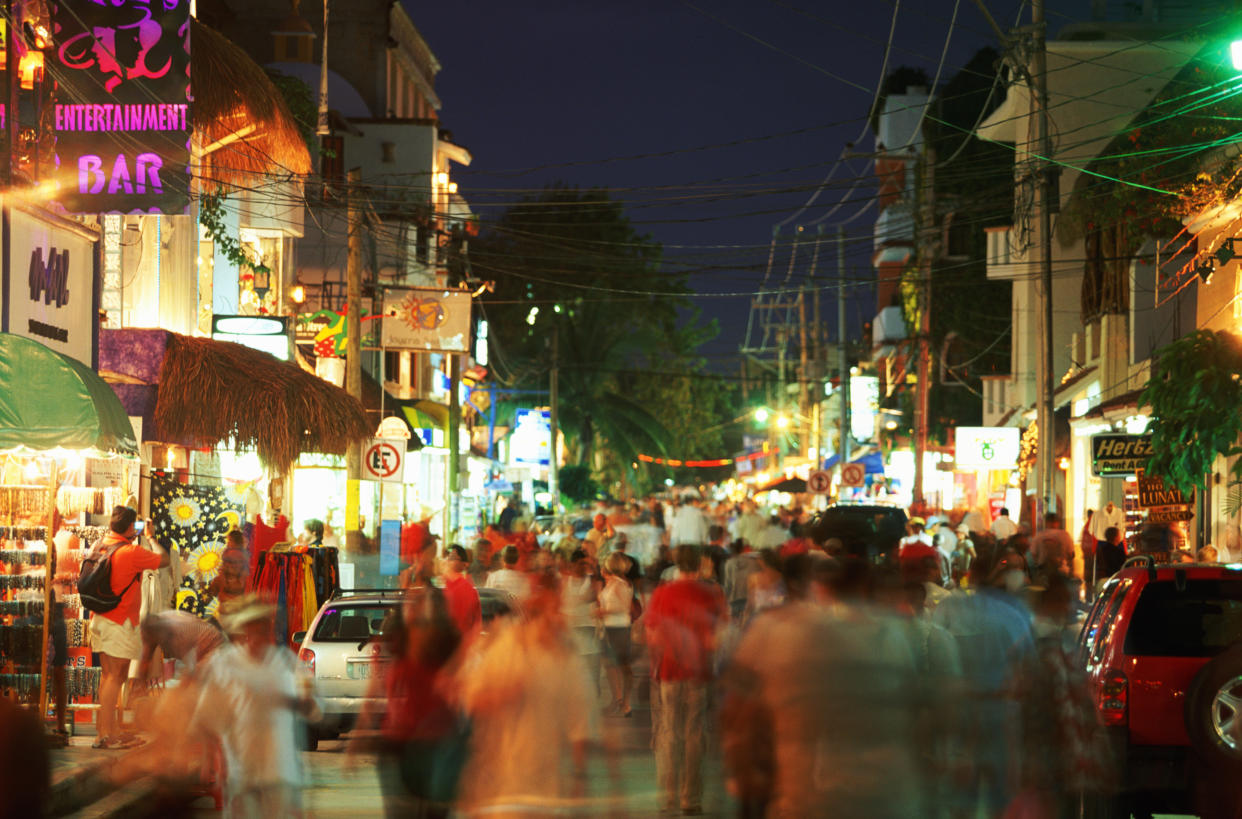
294, 586, 519, 750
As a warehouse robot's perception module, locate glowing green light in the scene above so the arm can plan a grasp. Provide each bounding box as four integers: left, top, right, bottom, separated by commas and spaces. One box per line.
754, 408, 769, 423
1232, 40, 1242, 72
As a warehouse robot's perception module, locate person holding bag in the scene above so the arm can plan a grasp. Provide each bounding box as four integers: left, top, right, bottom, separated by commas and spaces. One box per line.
599, 552, 635, 717
83, 506, 169, 750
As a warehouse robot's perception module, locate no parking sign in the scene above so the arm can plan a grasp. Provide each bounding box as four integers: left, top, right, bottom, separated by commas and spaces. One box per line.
363, 438, 406, 483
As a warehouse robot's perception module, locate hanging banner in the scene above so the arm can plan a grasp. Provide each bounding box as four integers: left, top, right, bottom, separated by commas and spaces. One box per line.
510, 408, 551, 467
51, 0, 192, 214
381, 288, 472, 352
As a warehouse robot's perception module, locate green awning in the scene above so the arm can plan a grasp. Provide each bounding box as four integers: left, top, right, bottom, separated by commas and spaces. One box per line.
0, 334, 137, 454
401, 399, 450, 432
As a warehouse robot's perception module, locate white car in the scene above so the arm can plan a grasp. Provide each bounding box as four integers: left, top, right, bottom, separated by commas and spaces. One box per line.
294, 586, 519, 750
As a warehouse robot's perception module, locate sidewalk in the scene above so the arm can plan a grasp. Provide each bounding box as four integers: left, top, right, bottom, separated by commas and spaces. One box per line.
46, 732, 162, 818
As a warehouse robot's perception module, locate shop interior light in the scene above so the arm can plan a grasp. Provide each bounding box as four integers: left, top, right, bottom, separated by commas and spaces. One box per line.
289, 284, 306, 304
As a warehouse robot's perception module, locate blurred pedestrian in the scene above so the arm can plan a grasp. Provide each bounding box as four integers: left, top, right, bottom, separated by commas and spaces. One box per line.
646, 544, 727, 816
353, 587, 464, 819
458, 575, 594, 816
991, 507, 1018, 541
562, 548, 603, 701
584, 513, 613, 560
484, 545, 530, 602
931, 540, 1033, 816
723, 557, 923, 818
745, 548, 785, 623
195, 595, 318, 819
0, 695, 50, 819
599, 552, 636, 716
1095, 526, 1127, 582
723, 540, 759, 620
440, 544, 481, 641
1010, 574, 1115, 817
950, 524, 976, 586
1031, 512, 1076, 582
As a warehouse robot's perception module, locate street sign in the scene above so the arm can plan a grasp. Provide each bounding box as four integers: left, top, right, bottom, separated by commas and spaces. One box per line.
1091, 434, 1153, 476
1136, 472, 1194, 524
377, 416, 411, 440
808, 469, 832, 495
841, 462, 866, 488
362, 438, 406, 483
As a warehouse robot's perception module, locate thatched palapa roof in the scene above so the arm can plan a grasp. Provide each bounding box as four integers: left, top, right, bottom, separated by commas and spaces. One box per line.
191, 20, 312, 185
156, 333, 370, 472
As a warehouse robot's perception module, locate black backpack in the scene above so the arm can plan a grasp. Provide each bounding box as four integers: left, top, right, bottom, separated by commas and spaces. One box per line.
78, 540, 139, 615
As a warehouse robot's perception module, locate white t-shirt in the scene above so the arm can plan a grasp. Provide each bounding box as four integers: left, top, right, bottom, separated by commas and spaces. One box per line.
990, 516, 1018, 540
485, 567, 531, 601
1089, 504, 1126, 541
196, 644, 309, 793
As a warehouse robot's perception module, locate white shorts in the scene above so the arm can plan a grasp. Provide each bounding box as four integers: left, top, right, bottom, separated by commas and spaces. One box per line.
90, 615, 143, 661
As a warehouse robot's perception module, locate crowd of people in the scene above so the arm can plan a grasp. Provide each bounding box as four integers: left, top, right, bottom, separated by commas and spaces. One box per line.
12, 495, 1167, 818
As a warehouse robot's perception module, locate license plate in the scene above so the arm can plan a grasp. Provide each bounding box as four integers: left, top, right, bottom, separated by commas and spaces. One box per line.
345, 661, 387, 681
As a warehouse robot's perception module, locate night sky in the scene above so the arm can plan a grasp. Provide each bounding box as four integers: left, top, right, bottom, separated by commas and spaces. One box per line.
411, 1, 1084, 365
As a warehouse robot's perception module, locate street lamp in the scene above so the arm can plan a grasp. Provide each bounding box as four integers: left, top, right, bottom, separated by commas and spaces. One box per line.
754, 407, 770, 424
775, 414, 791, 430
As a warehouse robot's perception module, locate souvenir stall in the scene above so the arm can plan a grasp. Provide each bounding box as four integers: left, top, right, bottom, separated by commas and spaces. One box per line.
0, 333, 139, 728
251, 545, 341, 646
99, 329, 368, 637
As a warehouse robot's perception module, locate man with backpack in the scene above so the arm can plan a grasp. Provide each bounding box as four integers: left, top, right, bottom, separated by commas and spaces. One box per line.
83, 506, 169, 749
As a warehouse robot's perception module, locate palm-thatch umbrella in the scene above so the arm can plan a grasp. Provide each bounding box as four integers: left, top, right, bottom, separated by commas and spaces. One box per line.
155, 333, 370, 472
190, 19, 312, 188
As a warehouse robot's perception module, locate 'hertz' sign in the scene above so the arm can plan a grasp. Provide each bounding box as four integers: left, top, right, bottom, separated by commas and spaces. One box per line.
1091, 434, 1154, 477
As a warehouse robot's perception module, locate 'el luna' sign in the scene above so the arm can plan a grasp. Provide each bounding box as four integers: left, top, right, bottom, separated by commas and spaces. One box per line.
51, 0, 190, 214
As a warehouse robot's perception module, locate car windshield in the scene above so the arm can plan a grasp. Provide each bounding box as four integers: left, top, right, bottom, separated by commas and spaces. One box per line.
312, 603, 396, 642
1124, 579, 1242, 657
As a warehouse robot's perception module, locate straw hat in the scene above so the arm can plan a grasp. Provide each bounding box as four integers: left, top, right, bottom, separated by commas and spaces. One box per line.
218, 594, 276, 633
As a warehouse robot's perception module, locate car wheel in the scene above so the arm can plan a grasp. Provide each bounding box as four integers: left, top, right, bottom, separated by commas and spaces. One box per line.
1185, 643, 1242, 768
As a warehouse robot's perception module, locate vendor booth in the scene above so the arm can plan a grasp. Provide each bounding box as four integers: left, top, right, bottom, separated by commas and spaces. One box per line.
0, 333, 139, 725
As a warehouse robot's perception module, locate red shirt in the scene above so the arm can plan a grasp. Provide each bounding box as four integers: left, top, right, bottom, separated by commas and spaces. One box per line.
96, 533, 161, 626
646, 578, 726, 682
442, 574, 481, 637
383, 656, 454, 741
400, 520, 430, 566
779, 537, 810, 558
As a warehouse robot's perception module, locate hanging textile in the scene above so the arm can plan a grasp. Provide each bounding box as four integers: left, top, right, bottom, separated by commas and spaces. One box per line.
150, 473, 244, 553
249, 514, 290, 580
249, 547, 339, 645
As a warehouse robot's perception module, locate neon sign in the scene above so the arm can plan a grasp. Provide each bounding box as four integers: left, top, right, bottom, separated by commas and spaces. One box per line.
51, 0, 190, 214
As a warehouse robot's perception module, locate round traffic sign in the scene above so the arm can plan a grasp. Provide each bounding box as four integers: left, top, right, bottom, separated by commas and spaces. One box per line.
365, 441, 402, 480
808, 469, 832, 495
841, 462, 866, 487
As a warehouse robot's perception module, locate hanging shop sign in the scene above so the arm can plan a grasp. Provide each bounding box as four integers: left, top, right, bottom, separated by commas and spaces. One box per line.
954, 427, 1021, 470
211, 315, 291, 361
1136, 472, 1194, 523
381, 288, 472, 353
1091, 434, 1153, 477
51, 0, 192, 214
4, 207, 99, 365
510, 408, 551, 467
362, 438, 406, 484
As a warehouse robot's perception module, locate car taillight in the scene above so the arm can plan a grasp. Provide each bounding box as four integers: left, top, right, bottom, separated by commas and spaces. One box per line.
299, 647, 316, 676
1098, 669, 1128, 726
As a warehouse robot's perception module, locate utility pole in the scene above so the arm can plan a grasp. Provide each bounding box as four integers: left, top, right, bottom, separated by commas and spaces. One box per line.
1033, 0, 1057, 520
316, 0, 330, 136
549, 328, 559, 514
445, 353, 460, 542
798, 286, 810, 457
913, 148, 935, 508
345, 167, 363, 554
837, 225, 851, 467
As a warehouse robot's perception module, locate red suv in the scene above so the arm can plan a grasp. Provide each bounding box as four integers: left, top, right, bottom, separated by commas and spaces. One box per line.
1078, 557, 1242, 818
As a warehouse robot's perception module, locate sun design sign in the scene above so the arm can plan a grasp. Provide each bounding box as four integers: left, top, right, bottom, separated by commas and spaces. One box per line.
381, 288, 472, 353
51, 0, 191, 213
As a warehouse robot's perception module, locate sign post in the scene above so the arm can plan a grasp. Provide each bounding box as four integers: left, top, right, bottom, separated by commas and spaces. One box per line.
361, 438, 405, 484
808, 469, 832, 495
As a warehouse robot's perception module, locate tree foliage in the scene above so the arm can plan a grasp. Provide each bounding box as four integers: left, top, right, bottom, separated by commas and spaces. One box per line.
1141, 329, 1242, 495
476, 185, 723, 486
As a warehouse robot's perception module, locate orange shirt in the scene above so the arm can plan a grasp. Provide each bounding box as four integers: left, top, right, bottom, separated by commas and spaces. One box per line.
96, 534, 161, 626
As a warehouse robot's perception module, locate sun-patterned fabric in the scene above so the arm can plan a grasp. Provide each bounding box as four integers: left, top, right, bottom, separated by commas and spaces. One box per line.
152, 474, 244, 553
186, 541, 226, 585
154, 474, 243, 626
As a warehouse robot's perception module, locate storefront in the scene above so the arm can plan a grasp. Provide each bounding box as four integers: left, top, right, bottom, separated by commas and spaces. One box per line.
0, 332, 140, 725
